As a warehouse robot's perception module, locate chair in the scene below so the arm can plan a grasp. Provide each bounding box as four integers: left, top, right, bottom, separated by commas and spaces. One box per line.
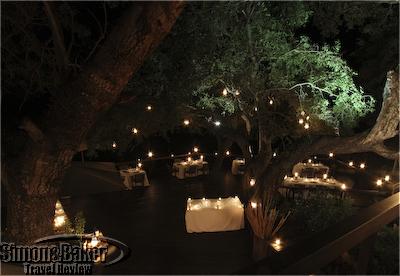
185, 165, 197, 178
133, 173, 145, 187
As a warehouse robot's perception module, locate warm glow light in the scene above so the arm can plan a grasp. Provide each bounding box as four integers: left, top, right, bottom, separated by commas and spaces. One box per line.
308, 159, 312, 163
202, 197, 206, 201
306, 116, 310, 120
90, 237, 99, 248
301, 111, 305, 116
273, 152, 277, 157
183, 119, 190, 126
348, 161, 354, 167
214, 152, 218, 156
235, 91, 240, 96
385, 175, 390, 181
222, 88, 228, 96
54, 215, 65, 228
148, 151, 153, 158
132, 128, 138, 134
147, 105, 152, 111
138, 162, 142, 168
187, 157, 192, 162
360, 163, 366, 169
329, 152, 334, 158
171, 154, 174, 157
376, 179, 383, 186
323, 173, 328, 179
341, 184, 346, 190
112, 141, 117, 149
298, 118, 304, 124
314, 156, 317, 159
284, 175, 288, 179
193, 147, 199, 153
225, 150, 230, 156
304, 123, 310, 129
250, 202, 257, 209
250, 178, 256, 186
254, 107, 258, 111
275, 238, 281, 245
214, 121, 221, 126
294, 172, 299, 178
269, 99, 274, 105
188, 198, 192, 201
200, 155, 204, 160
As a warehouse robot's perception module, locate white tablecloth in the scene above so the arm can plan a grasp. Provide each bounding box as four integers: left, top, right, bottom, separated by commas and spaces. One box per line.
231, 159, 245, 175
282, 177, 345, 190
185, 197, 245, 233
172, 160, 208, 179
119, 168, 149, 189
292, 162, 329, 176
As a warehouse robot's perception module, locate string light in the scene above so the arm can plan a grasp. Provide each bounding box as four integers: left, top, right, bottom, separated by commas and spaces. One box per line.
254, 107, 258, 112
298, 118, 304, 124
341, 184, 346, 190
146, 105, 152, 111
235, 91, 240, 96
306, 116, 310, 120
329, 152, 334, 158
269, 99, 274, 105
308, 159, 312, 163
132, 128, 138, 134
250, 202, 257, 209
348, 161, 354, 167
273, 152, 277, 157
193, 147, 199, 153
222, 88, 228, 96
250, 178, 256, 186
323, 173, 328, 179
376, 179, 383, 186
301, 111, 305, 116
360, 163, 366, 169
147, 151, 153, 158
112, 141, 117, 149
385, 175, 390, 181
137, 162, 142, 168
214, 121, 221, 126
225, 150, 230, 156
304, 123, 310, 129
214, 152, 218, 156
183, 119, 190, 126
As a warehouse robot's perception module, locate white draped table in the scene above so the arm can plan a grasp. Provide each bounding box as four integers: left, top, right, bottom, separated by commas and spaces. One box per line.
119, 168, 149, 189
231, 159, 245, 175
172, 160, 208, 179
185, 197, 245, 233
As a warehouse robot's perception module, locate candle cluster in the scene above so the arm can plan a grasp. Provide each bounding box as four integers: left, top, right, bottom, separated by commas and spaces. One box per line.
298, 110, 310, 130
186, 196, 243, 211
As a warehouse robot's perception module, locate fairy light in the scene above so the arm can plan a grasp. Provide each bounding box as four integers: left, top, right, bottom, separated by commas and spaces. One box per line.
147, 151, 153, 158
112, 141, 117, 149
171, 154, 174, 157
193, 147, 199, 153
222, 88, 228, 96
385, 175, 390, 181
132, 128, 138, 134
348, 161, 354, 167
250, 178, 256, 186
214, 152, 218, 156
250, 202, 257, 209
137, 162, 142, 168
329, 152, 334, 158
269, 99, 274, 105
298, 118, 304, 124
323, 173, 328, 179
308, 159, 312, 163
304, 123, 310, 129
273, 152, 277, 157
341, 184, 346, 190
214, 121, 221, 126
360, 163, 366, 169
306, 116, 310, 120
235, 91, 240, 96
146, 105, 152, 111
376, 179, 383, 186
301, 111, 305, 116
254, 107, 258, 112
294, 172, 299, 178
183, 119, 190, 126
225, 150, 230, 156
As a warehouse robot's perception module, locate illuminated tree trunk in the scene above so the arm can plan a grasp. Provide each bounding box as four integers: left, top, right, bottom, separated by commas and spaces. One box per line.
3, 1, 185, 244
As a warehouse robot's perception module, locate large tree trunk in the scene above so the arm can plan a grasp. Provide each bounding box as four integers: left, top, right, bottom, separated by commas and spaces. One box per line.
3, 1, 185, 244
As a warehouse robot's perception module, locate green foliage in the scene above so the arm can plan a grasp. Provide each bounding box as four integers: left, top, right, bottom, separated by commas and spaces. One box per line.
369, 225, 399, 275
290, 193, 354, 233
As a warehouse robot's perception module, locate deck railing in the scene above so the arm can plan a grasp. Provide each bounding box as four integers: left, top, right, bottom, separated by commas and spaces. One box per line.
237, 192, 399, 274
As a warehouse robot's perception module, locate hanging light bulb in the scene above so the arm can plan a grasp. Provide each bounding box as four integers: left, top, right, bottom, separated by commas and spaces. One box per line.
146, 105, 152, 111
183, 119, 190, 126
384, 175, 390, 181
298, 118, 304, 124
360, 163, 366, 169
193, 147, 199, 153
348, 161, 354, 167
304, 123, 310, 129
250, 202, 257, 209
269, 99, 274, 105
329, 152, 334, 158
214, 121, 221, 126
376, 179, 383, 186
250, 178, 256, 186
225, 150, 230, 156
147, 151, 153, 158
222, 88, 228, 96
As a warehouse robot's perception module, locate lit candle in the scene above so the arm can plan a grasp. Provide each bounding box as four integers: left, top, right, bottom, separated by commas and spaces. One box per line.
148, 151, 153, 158
250, 178, 256, 186
348, 161, 354, 167
132, 128, 138, 134
376, 179, 383, 186
385, 175, 390, 181
360, 163, 366, 169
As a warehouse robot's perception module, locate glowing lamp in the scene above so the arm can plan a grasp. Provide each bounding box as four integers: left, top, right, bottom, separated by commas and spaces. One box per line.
376, 179, 383, 186
250, 202, 257, 209
147, 151, 153, 158
183, 119, 190, 126
385, 175, 390, 181
250, 178, 256, 186
360, 163, 366, 169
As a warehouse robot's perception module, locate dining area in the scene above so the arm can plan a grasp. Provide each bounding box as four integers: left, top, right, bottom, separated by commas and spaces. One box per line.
172, 155, 209, 179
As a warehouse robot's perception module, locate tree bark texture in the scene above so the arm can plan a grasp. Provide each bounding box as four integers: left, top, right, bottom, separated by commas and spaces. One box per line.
3, 1, 185, 244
